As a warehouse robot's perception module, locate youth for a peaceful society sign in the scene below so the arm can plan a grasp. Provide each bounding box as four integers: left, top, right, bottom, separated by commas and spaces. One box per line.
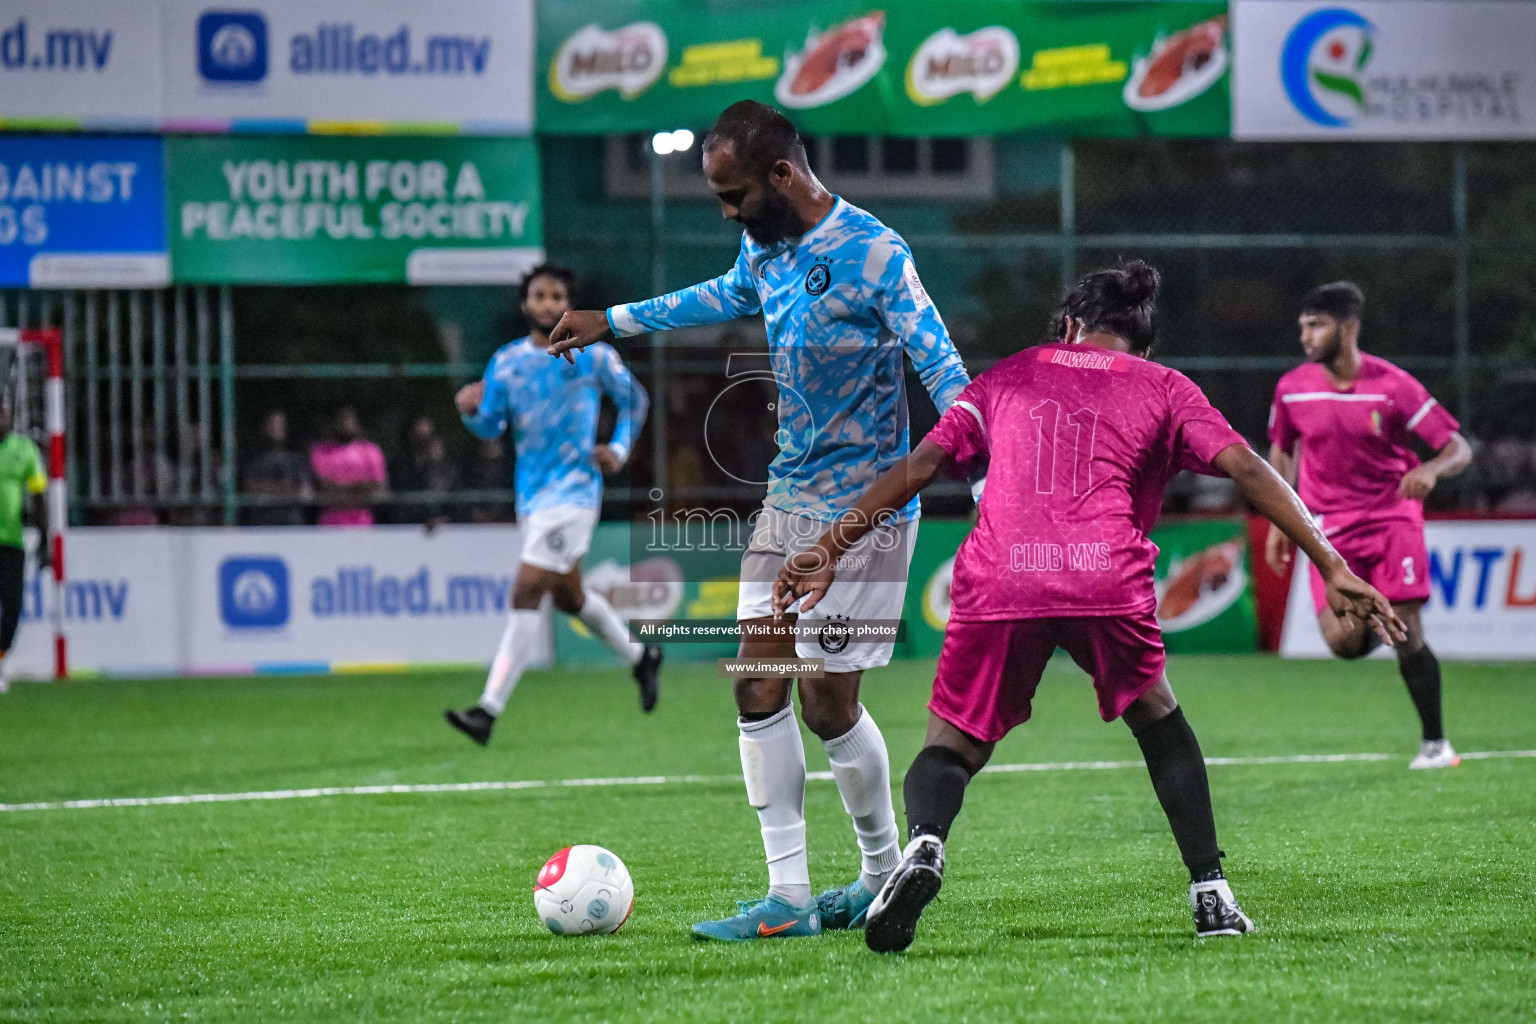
538, 0, 1230, 137
167, 136, 543, 284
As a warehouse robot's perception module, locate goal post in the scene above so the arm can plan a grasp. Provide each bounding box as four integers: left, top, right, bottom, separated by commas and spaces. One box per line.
0, 327, 66, 680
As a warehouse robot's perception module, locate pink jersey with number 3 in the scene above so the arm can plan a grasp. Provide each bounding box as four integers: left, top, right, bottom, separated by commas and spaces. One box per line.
924, 343, 1247, 621
1267, 354, 1459, 523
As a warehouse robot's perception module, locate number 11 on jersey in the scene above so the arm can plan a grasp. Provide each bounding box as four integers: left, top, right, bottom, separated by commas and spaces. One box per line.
1029, 399, 1099, 496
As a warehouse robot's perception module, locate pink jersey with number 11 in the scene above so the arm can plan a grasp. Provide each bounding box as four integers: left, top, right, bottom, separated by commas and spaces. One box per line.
924, 342, 1248, 621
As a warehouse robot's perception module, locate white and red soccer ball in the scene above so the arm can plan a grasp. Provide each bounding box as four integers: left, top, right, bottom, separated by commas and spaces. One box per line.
534, 845, 634, 936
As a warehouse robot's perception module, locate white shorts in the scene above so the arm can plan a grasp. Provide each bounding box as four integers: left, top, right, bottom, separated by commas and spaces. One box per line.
735, 505, 917, 673
519, 505, 598, 574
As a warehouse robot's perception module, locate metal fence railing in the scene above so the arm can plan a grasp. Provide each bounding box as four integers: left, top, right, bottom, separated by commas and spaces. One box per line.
4, 138, 1536, 524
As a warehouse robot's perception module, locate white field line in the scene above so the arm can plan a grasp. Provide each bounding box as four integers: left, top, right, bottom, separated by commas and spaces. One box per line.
2, 750, 1533, 815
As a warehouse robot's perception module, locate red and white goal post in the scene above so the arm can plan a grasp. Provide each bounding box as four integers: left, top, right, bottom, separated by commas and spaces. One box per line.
0, 327, 66, 679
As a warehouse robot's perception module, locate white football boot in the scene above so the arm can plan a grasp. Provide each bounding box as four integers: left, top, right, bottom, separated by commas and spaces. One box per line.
1409, 739, 1460, 770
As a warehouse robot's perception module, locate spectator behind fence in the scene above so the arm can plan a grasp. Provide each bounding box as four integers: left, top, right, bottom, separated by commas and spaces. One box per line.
465, 437, 514, 523
243, 410, 312, 526
392, 414, 459, 527
310, 405, 387, 527
167, 421, 227, 526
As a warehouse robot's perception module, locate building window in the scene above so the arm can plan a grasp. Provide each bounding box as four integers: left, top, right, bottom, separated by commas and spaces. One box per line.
881, 138, 919, 174
832, 136, 870, 174
605, 135, 994, 201
931, 138, 969, 175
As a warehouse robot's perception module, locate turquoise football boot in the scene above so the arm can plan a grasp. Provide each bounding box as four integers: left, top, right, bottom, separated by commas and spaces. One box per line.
816, 877, 878, 930
691, 895, 821, 941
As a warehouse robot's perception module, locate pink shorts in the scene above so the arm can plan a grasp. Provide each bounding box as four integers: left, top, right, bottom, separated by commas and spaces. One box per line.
1308, 516, 1431, 614
928, 610, 1167, 743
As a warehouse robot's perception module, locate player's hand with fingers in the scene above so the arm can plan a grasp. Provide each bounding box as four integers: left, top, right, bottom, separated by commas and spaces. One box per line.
1264, 522, 1293, 577
773, 547, 838, 621
1396, 464, 1438, 500
592, 444, 623, 475
547, 310, 614, 363
455, 381, 484, 417
1323, 563, 1408, 646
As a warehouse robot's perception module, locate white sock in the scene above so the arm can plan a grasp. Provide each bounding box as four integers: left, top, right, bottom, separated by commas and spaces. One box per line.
577, 589, 644, 666
477, 609, 541, 717
823, 705, 902, 893
739, 705, 811, 907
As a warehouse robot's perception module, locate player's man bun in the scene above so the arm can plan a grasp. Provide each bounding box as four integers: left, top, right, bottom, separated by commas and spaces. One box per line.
1051, 258, 1161, 356
1300, 281, 1365, 323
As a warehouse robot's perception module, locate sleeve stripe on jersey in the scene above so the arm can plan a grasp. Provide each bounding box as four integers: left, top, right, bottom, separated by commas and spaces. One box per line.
609, 304, 644, 338
1280, 392, 1388, 403
955, 400, 986, 433
1406, 397, 1438, 430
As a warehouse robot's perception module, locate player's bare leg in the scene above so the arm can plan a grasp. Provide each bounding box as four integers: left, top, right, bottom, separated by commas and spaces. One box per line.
446, 564, 659, 745
1316, 600, 1455, 768
1123, 677, 1253, 937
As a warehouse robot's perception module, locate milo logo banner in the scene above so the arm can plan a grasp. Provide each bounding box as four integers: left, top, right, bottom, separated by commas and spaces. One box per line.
538, 1, 1230, 137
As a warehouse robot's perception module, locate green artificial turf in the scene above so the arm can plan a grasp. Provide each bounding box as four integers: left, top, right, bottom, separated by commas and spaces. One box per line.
1, 656, 1532, 1023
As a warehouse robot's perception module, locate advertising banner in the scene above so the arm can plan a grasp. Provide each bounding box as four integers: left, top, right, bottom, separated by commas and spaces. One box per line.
552, 520, 740, 666
1151, 517, 1256, 654
11, 529, 181, 676
0, 0, 163, 128
538, 1, 1231, 137
909, 515, 1257, 655
0, 135, 168, 288
166, 135, 544, 284
1281, 520, 1536, 660
1233, 0, 1536, 140
8, 525, 550, 678
159, 0, 533, 133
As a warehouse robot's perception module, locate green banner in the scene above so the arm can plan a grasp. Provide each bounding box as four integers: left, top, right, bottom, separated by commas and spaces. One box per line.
166, 136, 544, 285
553, 522, 742, 666
904, 515, 1257, 658
1150, 517, 1257, 655
538, 1, 1229, 137
557, 514, 1254, 668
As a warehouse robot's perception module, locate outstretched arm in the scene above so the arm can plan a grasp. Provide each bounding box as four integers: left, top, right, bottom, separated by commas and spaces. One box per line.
773, 440, 952, 618
548, 250, 761, 361
1215, 443, 1406, 645
593, 345, 650, 473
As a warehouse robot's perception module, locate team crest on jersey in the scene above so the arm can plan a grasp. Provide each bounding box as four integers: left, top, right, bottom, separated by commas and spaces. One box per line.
804, 260, 831, 296
1370, 409, 1382, 436
817, 613, 852, 654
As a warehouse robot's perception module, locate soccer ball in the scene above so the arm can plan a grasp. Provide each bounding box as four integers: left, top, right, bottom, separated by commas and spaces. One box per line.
534, 845, 634, 936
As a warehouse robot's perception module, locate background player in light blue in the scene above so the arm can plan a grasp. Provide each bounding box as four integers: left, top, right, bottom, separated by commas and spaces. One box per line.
445, 265, 661, 746
549, 102, 971, 941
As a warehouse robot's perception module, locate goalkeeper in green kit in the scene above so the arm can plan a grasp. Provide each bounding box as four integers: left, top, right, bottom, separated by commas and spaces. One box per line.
0, 400, 47, 693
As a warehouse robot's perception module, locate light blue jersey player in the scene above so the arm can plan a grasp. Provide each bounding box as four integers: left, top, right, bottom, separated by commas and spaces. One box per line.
549, 103, 971, 941
445, 265, 662, 747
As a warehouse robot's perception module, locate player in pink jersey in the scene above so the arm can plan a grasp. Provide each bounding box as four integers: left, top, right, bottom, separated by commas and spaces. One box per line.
775, 261, 1406, 951
1265, 283, 1471, 771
